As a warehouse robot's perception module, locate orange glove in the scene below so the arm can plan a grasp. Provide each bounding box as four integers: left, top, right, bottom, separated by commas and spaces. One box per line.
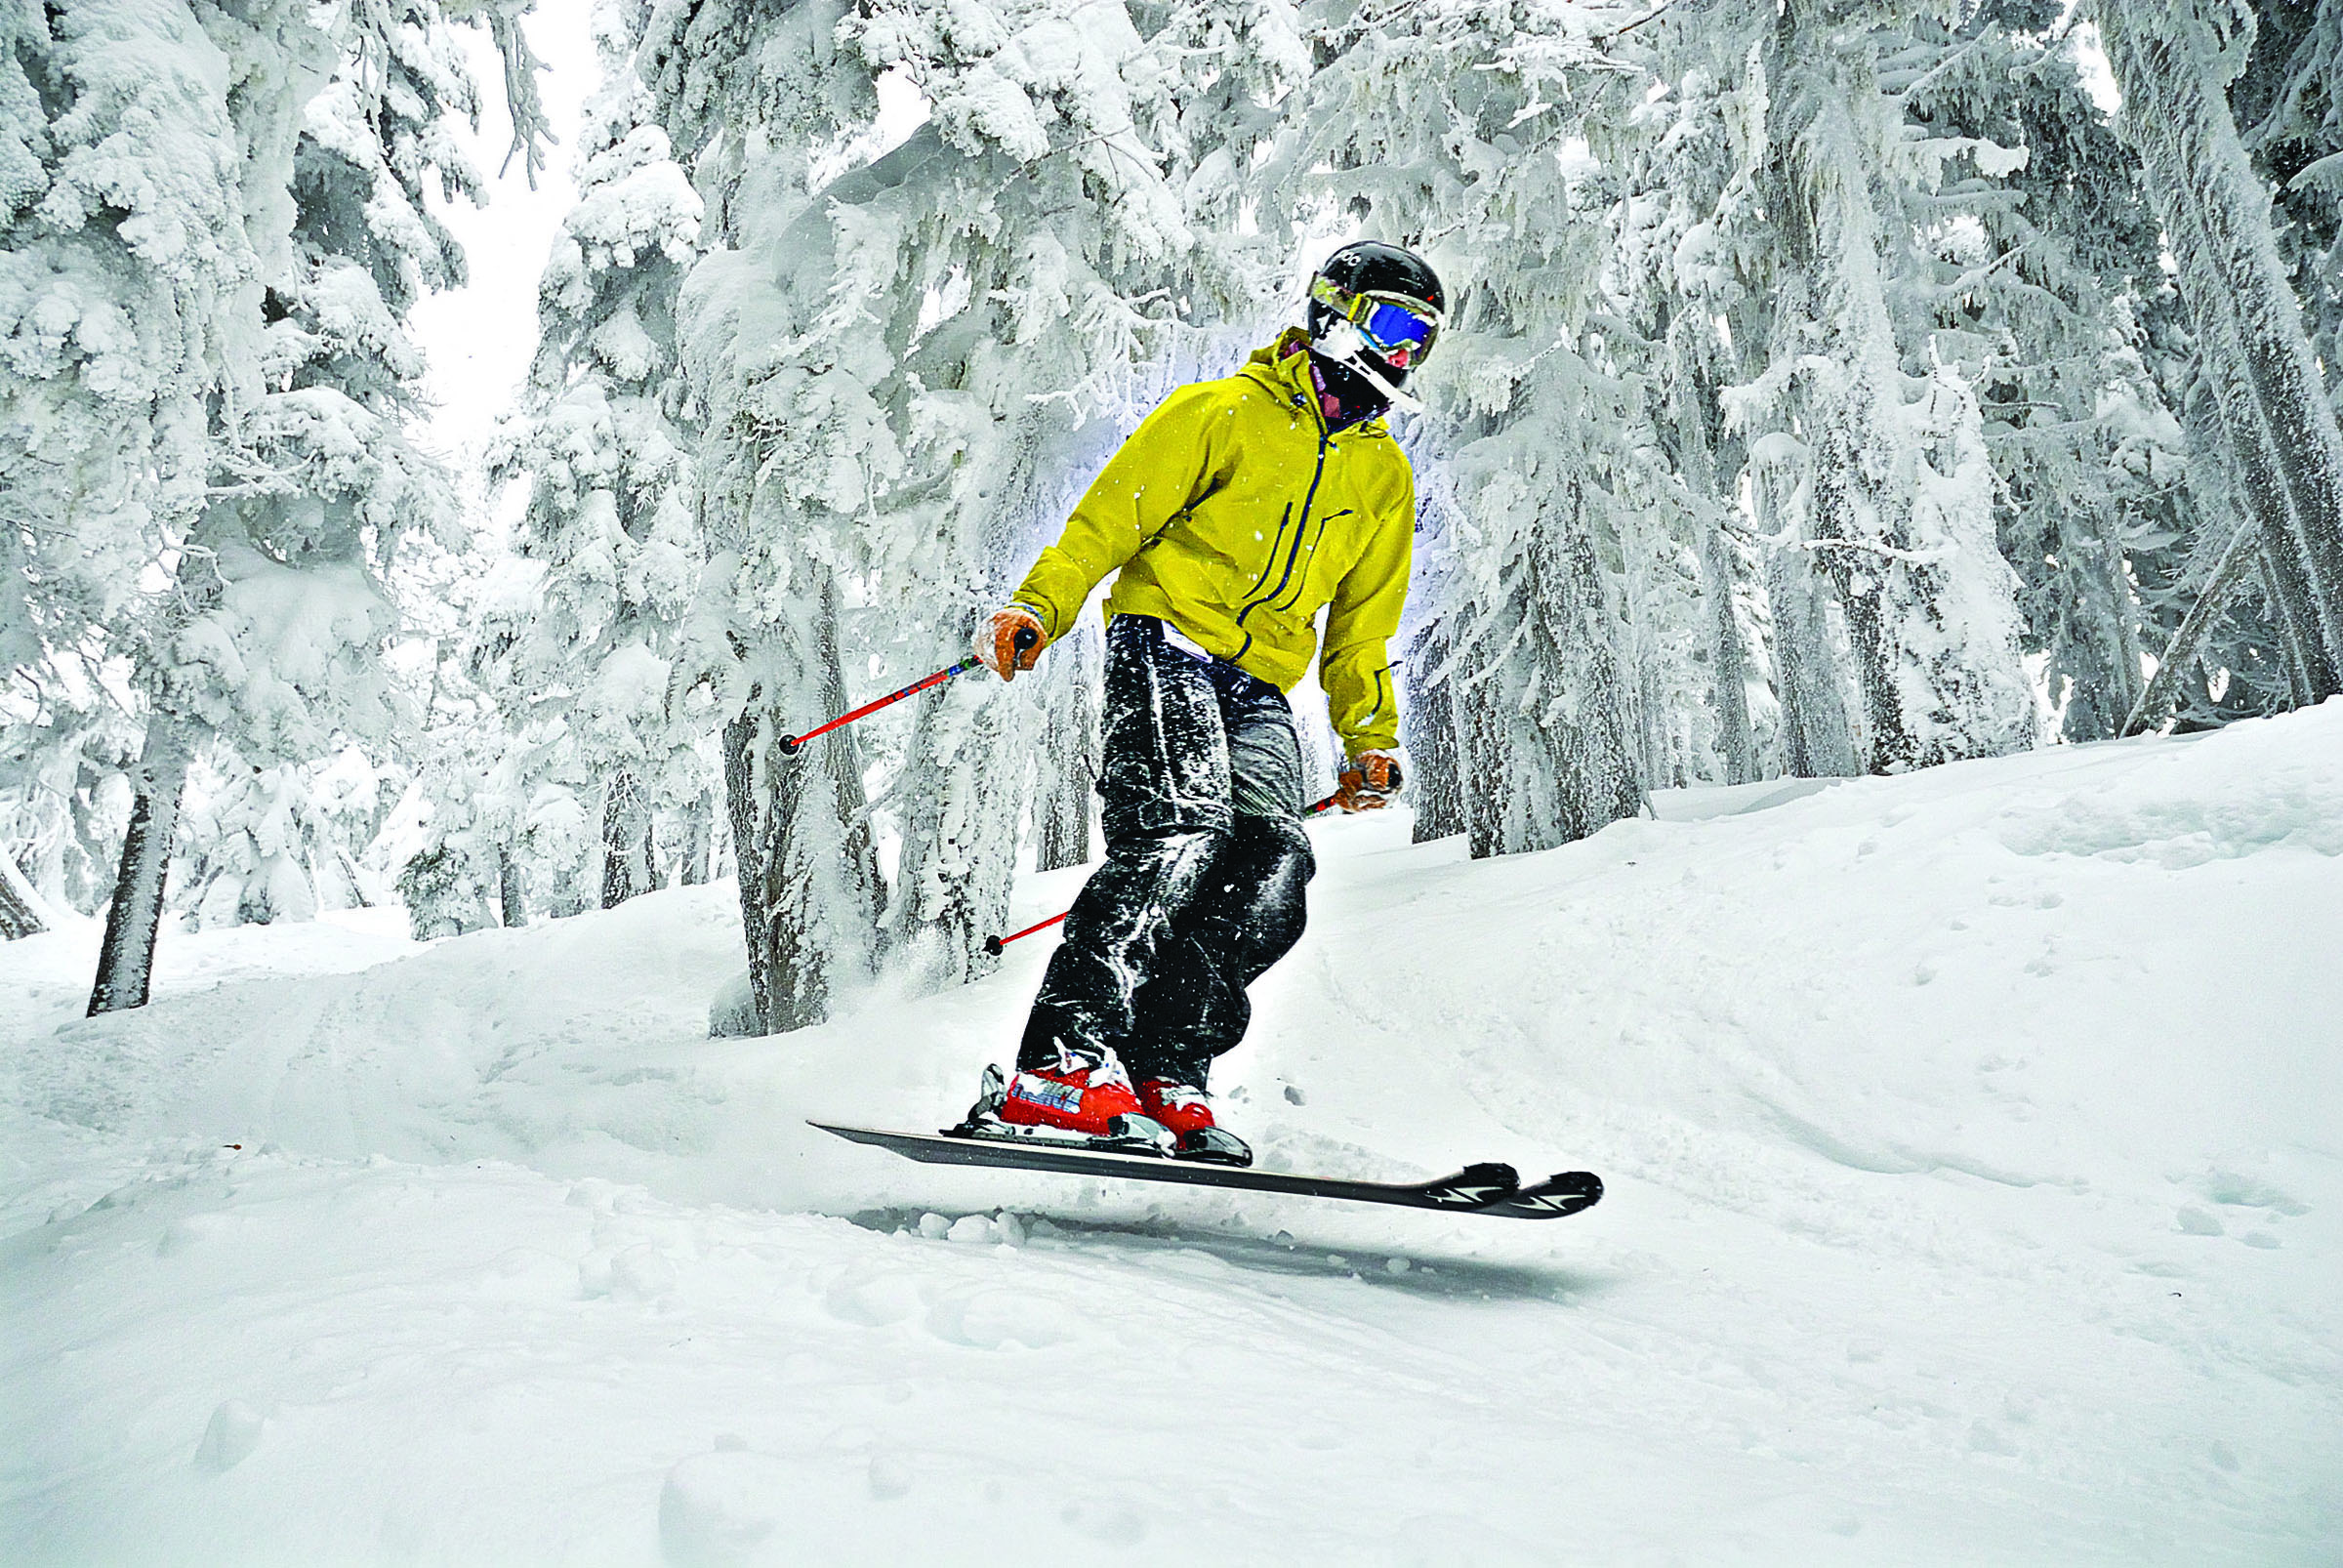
1333, 749, 1403, 811
974, 604, 1048, 681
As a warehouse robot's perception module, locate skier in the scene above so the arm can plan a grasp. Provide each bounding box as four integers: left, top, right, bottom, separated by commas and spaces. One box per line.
963, 241, 1445, 1165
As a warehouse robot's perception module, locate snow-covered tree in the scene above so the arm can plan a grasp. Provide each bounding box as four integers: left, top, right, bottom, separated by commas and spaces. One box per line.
1874, 5, 2200, 742
1721, 3, 2039, 774
640, 0, 1291, 1031
1274, 2, 1684, 855
1, 0, 549, 1009
467, 0, 705, 920
2236, 0, 2342, 414
177, 754, 389, 928
2093, 0, 2343, 696
5, 0, 316, 983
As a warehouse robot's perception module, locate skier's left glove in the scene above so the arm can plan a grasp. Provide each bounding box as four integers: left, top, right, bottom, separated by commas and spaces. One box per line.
1333, 750, 1403, 811
975, 604, 1048, 681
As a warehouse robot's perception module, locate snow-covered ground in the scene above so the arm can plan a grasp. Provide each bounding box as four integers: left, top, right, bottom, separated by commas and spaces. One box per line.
5, 706, 2340, 1565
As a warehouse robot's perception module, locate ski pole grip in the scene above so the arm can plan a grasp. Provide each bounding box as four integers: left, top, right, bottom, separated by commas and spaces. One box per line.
982, 935, 1004, 958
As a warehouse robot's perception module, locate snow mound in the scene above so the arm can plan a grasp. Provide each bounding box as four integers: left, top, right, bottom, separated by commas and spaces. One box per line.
659, 1448, 794, 1567
1991, 707, 2343, 864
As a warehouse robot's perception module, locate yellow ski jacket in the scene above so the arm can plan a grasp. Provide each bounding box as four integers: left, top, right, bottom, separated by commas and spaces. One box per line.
1009, 329, 1415, 757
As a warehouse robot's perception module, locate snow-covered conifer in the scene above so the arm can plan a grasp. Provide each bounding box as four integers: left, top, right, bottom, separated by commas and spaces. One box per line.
2094, 0, 2343, 692
473, 0, 706, 917
1719, 3, 2039, 773
1883, 8, 2199, 741
2235, 0, 2342, 414
4, 0, 321, 990
1276, 1, 1660, 854
0, 0, 549, 1007
645, 0, 1272, 1027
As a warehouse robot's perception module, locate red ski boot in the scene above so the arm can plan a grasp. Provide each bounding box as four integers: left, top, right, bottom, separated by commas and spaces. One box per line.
958, 1050, 1173, 1153
1137, 1079, 1253, 1166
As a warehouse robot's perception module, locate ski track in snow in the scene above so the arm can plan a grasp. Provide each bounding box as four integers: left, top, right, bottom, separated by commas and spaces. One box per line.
5, 708, 2342, 1564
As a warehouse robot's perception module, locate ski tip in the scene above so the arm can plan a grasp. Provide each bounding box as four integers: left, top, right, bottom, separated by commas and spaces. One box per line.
1491, 1171, 1603, 1218
807, 1120, 901, 1147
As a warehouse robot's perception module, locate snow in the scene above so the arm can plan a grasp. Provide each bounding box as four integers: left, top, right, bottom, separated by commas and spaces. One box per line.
5, 705, 2342, 1563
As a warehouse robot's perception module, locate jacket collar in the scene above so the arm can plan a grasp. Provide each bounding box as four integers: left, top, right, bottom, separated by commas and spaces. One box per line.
1241, 327, 1392, 439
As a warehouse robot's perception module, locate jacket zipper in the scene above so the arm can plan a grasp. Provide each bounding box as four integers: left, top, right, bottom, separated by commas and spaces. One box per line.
1239, 398, 1332, 632
1271, 508, 1351, 614
1239, 503, 1296, 601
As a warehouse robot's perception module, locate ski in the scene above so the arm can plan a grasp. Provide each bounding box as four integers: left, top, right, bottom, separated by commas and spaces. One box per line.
809, 1121, 1603, 1220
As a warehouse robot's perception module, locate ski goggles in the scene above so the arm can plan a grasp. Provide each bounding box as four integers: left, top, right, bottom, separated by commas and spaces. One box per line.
1309, 275, 1442, 369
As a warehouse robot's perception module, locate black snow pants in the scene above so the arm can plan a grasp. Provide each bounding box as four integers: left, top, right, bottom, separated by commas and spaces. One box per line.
1017, 614, 1314, 1089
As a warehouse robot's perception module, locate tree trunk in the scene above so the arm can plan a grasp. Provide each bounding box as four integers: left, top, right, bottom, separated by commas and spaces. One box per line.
87, 720, 190, 1015
2120, 520, 2263, 734
721, 709, 768, 1016
1808, 439, 1915, 772
2096, 2, 2343, 685
1458, 478, 1644, 859
723, 573, 884, 1035
599, 768, 653, 908
1668, 320, 1758, 784
1402, 624, 1466, 844
2255, 545, 2324, 709
1755, 470, 1864, 778
674, 789, 714, 887
1032, 621, 1098, 873
2149, 161, 2341, 696
1, 854, 46, 940
889, 663, 1022, 987
498, 845, 529, 927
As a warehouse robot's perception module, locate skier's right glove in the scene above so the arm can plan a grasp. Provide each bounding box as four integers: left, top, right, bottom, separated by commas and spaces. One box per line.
1333, 750, 1403, 811
975, 604, 1048, 681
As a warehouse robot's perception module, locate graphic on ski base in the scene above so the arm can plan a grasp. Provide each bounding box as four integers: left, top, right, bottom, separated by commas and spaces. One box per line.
810, 1121, 1604, 1220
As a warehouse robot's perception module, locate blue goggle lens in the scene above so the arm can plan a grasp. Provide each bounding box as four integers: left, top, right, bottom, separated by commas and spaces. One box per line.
1361, 299, 1435, 351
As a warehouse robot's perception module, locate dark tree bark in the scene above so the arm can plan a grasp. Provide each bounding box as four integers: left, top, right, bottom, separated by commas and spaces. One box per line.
497, 845, 528, 927
722, 573, 884, 1035
1667, 319, 1758, 785
1402, 624, 1465, 844
599, 768, 654, 908
1032, 622, 1098, 874
87, 721, 189, 1015
0, 855, 45, 940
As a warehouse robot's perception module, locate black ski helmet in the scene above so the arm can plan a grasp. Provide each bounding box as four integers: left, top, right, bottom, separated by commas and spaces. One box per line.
1306, 241, 1448, 385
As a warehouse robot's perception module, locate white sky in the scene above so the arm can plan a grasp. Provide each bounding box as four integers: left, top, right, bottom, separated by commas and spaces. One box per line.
409, 6, 599, 476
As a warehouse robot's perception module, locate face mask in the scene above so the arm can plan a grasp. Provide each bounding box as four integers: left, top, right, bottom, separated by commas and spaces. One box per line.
1314, 317, 1425, 415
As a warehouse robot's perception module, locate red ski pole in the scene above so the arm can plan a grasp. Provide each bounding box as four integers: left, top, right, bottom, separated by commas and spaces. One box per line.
983, 910, 1069, 957
983, 790, 1344, 955
780, 626, 1035, 755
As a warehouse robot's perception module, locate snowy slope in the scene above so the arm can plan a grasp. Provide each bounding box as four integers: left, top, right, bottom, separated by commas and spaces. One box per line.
4, 706, 2340, 1565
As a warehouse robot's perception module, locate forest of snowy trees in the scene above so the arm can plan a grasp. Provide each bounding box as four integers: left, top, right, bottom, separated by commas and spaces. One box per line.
5, 0, 2341, 1029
